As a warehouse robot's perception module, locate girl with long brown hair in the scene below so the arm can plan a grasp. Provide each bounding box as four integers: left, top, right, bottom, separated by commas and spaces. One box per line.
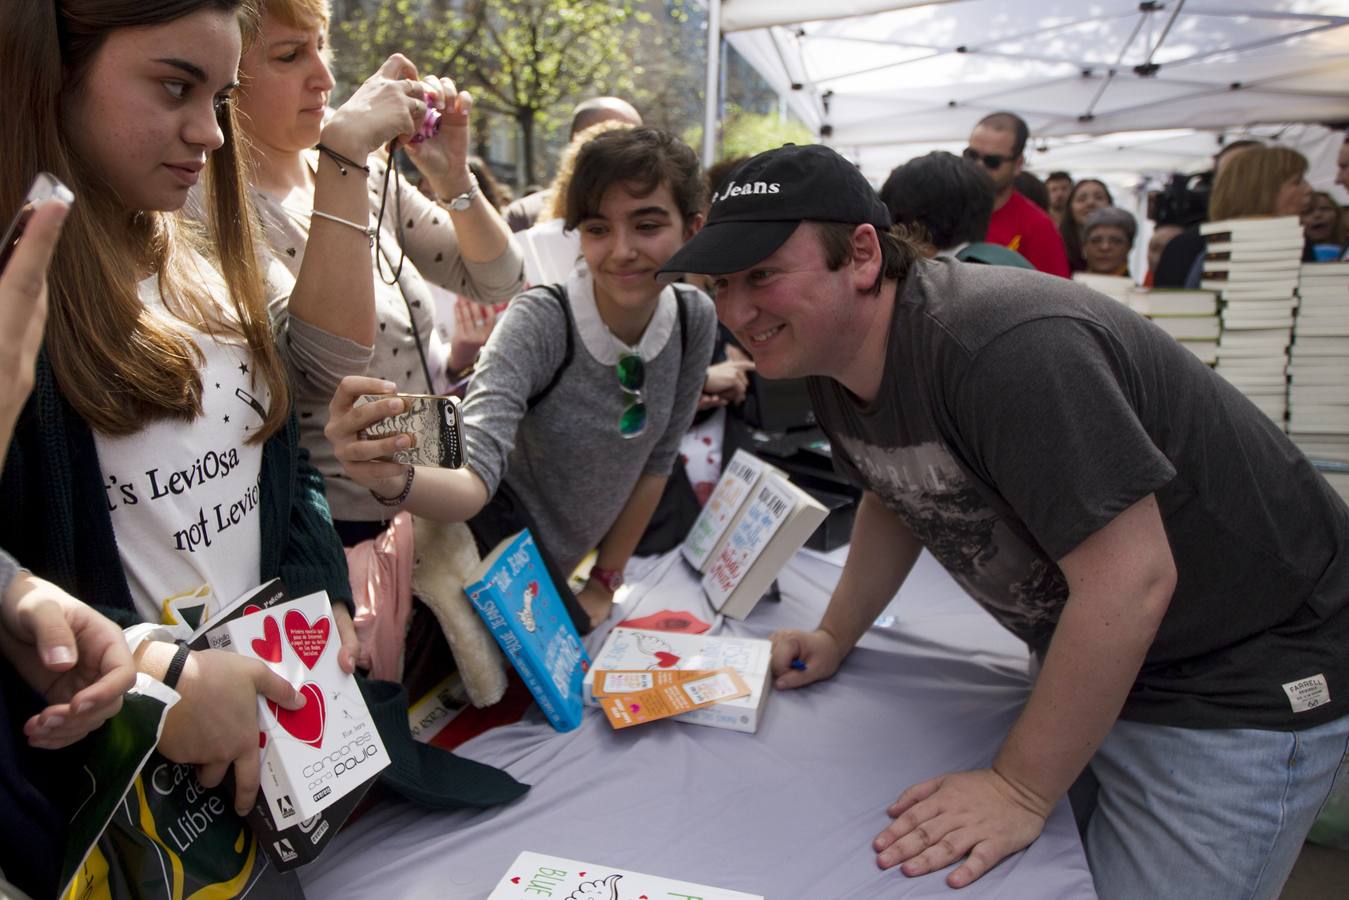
0, 3, 357, 889
1059, 178, 1113, 272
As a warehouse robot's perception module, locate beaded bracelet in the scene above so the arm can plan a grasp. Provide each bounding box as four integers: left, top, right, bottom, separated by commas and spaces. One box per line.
370, 465, 415, 508
315, 142, 371, 177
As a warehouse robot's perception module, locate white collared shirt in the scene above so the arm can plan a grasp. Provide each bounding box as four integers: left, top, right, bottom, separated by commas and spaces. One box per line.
565, 264, 678, 364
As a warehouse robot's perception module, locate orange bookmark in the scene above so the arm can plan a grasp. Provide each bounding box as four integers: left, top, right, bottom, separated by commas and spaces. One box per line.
590, 668, 718, 698
599, 668, 751, 729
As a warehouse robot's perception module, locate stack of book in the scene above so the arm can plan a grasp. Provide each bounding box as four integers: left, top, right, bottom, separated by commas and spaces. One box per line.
1072, 272, 1135, 305
1290, 261, 1349, 502
1128, 288, 1220, 364
681, 449, 827, 620
1199, 216, 1304, 427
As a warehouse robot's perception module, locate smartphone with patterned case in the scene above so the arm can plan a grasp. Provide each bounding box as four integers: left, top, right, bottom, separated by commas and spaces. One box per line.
356, 393, 465, 468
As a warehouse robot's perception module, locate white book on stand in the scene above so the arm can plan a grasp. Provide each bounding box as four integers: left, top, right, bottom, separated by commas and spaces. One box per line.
680, 449, 780, 572
701, 474, 828, 620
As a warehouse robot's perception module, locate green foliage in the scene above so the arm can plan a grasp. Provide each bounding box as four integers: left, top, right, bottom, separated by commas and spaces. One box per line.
330, 1, 467, 101
460, 0, 645, 118
685, 105, 813, 163
624, 0, 703, 137
329, 0, 784, 186
334, 0, 658, 185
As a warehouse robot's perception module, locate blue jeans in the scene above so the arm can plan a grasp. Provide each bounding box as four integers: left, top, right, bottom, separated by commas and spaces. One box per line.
1070, 715, 1349, 900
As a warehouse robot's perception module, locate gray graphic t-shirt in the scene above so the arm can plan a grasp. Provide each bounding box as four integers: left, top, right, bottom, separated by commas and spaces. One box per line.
810, 258, 1349, 730
835, 436, 1069, 652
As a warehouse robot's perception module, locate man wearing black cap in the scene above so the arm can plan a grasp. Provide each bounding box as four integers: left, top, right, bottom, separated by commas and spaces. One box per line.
657, 144, 1349, 899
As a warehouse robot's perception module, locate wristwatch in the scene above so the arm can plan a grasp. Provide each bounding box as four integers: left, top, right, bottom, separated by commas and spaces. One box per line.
445, 173, 479, 212
588, 565, 625, 594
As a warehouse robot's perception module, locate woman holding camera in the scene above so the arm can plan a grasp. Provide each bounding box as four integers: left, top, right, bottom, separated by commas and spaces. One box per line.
325, 128, 717, 629
234, 0, 523, 535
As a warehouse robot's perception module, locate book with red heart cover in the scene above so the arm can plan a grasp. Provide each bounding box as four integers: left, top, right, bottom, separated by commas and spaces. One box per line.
466, 529, 590, 732
488, 851, 762, 899
224, 590, 389, 825
179, 582, 378, 871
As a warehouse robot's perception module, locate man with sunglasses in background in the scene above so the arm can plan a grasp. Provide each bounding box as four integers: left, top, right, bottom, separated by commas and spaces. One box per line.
965, 112, 1070, 277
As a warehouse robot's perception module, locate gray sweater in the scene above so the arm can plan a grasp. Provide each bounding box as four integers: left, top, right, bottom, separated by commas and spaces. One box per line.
461, 269, 716, 573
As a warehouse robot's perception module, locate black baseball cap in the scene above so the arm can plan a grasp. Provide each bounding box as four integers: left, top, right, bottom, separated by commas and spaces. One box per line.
657, 143, 890, 283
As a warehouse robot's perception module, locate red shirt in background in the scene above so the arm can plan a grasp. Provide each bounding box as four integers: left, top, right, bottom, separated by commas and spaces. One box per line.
986, 190, 1071, 278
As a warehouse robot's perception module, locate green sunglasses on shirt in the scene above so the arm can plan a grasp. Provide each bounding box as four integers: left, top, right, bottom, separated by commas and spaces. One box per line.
616, 352, 646, 438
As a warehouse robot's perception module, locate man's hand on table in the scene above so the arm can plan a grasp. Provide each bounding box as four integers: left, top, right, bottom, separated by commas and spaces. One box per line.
873, 767, 1051, 888
768, 627, 845, 689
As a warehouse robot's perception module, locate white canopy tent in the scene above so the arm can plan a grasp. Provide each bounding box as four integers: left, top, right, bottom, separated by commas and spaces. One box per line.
702, 0, 1349, 189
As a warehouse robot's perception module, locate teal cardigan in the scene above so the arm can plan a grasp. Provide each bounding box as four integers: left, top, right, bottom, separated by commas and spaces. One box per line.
0, 354, 352, 622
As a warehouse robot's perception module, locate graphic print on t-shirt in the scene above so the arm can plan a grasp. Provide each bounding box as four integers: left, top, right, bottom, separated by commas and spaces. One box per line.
835, 434, 1068, 651
97, 316, 269, 624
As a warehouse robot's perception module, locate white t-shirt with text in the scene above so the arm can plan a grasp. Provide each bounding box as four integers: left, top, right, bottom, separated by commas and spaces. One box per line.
95, 258, 268, 625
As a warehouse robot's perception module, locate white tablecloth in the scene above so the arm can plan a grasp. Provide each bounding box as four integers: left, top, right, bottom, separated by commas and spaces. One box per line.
299, 549, 1096, 899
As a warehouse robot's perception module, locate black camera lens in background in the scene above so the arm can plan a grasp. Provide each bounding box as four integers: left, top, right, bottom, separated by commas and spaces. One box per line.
1149, 172, 1211, 228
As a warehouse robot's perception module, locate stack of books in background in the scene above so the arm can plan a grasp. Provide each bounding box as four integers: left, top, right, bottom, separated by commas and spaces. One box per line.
1072, 272, 1135, 306
1199, 216, 1304, 428
1075, 273, 1221, 365
1289, 261, 1349, 503
1128, 289, 1220, 364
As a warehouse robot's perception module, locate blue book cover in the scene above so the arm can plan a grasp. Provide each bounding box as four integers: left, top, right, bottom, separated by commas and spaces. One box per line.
466, 529, 589, 731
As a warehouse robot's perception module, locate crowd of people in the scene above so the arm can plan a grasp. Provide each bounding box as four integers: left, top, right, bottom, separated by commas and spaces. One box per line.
1, 1, 1346, 898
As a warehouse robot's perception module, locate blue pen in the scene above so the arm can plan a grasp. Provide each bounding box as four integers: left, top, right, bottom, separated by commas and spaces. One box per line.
789, 658, 807, 671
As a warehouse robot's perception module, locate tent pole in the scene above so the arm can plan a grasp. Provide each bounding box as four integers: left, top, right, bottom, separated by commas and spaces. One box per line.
1142, 0, 1187, 68
703, 0, 722, 167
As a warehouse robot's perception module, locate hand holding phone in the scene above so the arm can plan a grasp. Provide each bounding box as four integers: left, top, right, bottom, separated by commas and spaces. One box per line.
0, 172, 74, 273
355, 392, 465, 468
0, 173, 73, 469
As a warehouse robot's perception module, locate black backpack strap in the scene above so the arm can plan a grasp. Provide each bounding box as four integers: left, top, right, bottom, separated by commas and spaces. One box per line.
671, 283, 693, 359
526, 283, 573, 411
528, 283, 694, 411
